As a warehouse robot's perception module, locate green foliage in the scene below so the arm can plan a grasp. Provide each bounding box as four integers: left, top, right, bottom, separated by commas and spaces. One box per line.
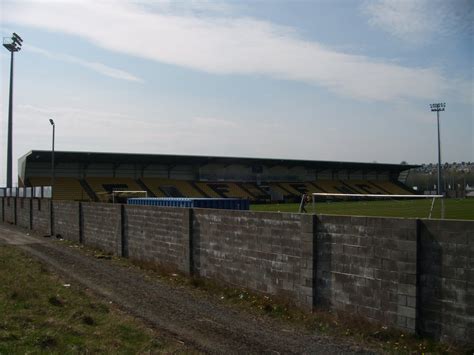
0, 246, 184, 354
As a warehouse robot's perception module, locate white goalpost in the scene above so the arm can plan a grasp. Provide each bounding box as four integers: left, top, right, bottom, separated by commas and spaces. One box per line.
299, 193, 445, 219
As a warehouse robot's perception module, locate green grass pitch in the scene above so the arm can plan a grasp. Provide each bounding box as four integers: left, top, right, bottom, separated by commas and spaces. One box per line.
250, 198, 474, 220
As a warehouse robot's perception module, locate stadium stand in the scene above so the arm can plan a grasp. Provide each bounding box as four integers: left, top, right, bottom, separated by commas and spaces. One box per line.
19, 150, 416, 202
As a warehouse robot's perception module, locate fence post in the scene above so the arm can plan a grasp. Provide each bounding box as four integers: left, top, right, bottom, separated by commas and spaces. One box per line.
186, 208, 194, 276
79, 202, 84, 244
299, 213, 316, 310
121, 204, 128, 257
29, 198, 33, 230
50, 199, 54, 236
13, 198, 17, 225
415, 218, 421, 336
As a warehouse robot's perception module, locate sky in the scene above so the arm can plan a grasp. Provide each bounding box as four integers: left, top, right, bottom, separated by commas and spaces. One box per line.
1, 0, 473, 185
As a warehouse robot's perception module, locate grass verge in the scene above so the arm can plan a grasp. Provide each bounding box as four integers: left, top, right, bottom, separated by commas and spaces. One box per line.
0, 244, 190, 354
18, 237, 470, 354
120, 258, 470, 354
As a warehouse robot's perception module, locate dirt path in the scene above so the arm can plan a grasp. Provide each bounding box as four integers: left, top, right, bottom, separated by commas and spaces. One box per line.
0, 224, 374, 354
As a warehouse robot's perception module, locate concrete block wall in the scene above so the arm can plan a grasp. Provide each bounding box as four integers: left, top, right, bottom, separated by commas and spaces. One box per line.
192, 209, 314, 309
82, 203, 121, 255
16, 198, 31, 229
53, 201, 81, 242
1, 197, 472, 344
418, 219, 474, 342
31, 199, 50, 235
124, 205, 191, 273
316, 215, 417, 332
4, 197, 16, 224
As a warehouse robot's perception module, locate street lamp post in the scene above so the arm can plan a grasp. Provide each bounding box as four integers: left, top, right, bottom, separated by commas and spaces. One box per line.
49, 119, 55, 199
2, 33, 23, 188
430, 103, 446, 195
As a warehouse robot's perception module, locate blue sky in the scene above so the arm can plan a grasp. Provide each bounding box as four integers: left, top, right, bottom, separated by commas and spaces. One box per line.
1, 0, 473, 185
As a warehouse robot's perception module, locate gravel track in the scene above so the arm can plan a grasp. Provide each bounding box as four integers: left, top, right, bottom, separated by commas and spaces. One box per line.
0, 224, 374, 354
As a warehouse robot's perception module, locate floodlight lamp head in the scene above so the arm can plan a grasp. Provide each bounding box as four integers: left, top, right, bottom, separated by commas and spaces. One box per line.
430, 102, 446, 112
12, 33, 23, 42
12, 37, 22, 47
49, 119, 55, 126
3, 36, 21, 52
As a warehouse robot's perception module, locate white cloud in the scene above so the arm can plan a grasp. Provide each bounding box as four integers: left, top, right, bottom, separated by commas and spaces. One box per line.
133, 0, 240, 16
17, 103, 132, 120
363, 0, 474, 43
24, 44, 143, 82
3, 0, 467, 102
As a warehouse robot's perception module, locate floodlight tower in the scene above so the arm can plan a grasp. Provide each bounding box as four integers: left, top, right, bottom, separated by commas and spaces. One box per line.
430, 102, 446, 195
3, 33, 23, 188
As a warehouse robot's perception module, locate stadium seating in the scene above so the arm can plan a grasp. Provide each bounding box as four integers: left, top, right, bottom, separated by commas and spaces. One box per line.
143, 180, 260, 199
277, 183, 305, 196
85, 178, 143, 202
171, 180, 202, 197
276, 181, 352, 196
315, 180, 361, 194
85, 177, 141, 192
341, 180, 386, 194
193, 182, 223, 198
370, 181, 414, 195
269, 180, 413, 200
217, 182, 253, 199
269, 183, 295, 199
136, 178, 165, 197
25, 176, 413, 202
140, 178, 201, 198
240, 183, 270, 200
